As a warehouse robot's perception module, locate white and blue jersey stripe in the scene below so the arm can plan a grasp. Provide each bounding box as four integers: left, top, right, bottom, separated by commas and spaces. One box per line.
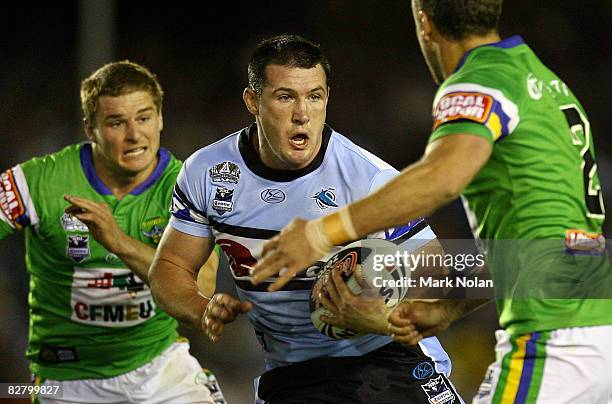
170, 124, 451, 373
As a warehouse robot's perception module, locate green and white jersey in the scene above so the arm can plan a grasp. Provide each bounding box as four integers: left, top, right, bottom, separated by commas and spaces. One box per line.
0, 143, 181, 380
428, 36, 612, 335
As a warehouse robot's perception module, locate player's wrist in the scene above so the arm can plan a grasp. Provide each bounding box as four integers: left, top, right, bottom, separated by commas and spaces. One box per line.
305, 207, 358, 256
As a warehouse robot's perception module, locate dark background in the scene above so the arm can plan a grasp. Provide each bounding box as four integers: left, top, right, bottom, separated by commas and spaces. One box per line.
1, 1, 610, 402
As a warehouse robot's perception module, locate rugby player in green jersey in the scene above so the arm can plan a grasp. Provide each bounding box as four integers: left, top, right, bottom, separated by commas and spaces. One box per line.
253, 1, 612, 402
0, 61, 224, 403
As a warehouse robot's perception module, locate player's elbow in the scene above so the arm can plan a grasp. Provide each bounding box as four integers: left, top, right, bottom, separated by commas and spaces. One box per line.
148, 262, 169, 309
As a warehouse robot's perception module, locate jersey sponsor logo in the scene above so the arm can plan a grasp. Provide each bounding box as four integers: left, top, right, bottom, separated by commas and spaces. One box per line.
311, 187, 338, 209
74, 300, 155, 323
71, 267, 155, 327
433, 91, 493, 130
217, 238, 257, 278
61, 212, 89, 232
209, 161, 241, 184
66, 234, 90, 262
38, 345, 79, 364
86, 272, 146, 295
527, 72, 544, 100
420, 375, 457, 404
260, 188, 286, 204
0, 169, 29, 229
565, 229, 605, 255
141, 216, 166, 244
212, 188, 234, 215
413, 362, 435, 380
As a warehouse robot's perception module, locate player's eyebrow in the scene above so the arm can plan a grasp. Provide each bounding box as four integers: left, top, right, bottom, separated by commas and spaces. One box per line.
103, 107, 155, 120
136, 106, 155, 115
272, 86, 326, 94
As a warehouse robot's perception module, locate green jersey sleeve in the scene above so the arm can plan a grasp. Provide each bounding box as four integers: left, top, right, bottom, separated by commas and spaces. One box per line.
428, 60, 523, 145
0, 163, 42, 240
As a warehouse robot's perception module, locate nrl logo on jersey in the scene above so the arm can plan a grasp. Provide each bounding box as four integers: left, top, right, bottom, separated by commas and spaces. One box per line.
67, 234, 90, 263
420, 375, 457, 404
212, 187, 234, 215
61, 212, 89, 232
209, 161, 240, 184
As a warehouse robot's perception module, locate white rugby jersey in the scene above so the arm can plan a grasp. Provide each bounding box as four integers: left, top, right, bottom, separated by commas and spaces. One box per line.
170, 124, 451, 373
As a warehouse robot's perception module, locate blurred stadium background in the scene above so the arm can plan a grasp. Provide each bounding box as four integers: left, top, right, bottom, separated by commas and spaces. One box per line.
1, 1, 610, 402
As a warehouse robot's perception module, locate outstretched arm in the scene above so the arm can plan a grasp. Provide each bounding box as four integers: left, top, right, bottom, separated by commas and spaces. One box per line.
388, 298, 490, 345
252, 134, 492, 291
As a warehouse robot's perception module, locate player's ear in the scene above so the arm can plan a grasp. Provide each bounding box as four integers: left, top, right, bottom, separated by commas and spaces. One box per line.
83, 118, 96, 142
243, 87, 259, 116
419, 10, 434, 41
157, 110, 164, 132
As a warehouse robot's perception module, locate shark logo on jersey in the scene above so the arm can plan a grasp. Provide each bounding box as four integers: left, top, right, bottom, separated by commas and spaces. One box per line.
311, 187, 338, 209
209, 161, 240, 184
61, 212, 89, 232
420, 375, 456, 404
67, 234, 90, 263
212, 188, 234, 215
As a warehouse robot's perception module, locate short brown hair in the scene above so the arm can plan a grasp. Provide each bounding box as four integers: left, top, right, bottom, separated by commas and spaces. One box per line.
80, 60, 163, 125
248, 35, 331, 96
417, 0, 502, 41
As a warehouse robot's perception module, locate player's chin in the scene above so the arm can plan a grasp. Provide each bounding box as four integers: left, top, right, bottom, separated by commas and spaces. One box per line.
119, 157, 156, 175
285, 150, 314, 169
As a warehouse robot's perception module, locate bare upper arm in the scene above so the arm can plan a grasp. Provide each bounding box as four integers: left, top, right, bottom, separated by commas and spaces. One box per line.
152, 226, 215, 277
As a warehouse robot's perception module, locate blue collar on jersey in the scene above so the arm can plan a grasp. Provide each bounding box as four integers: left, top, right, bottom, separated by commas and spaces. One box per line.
80, 143, 171, 196
238, 123, 333, 182
454, 35, 525, 73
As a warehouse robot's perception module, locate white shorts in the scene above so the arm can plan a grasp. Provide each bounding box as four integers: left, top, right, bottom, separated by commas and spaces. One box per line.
473, 325, 612, 404
34, 342, 225, 404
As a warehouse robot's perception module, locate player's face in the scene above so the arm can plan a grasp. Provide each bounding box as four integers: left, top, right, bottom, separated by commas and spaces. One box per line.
86, 90, 163, 181
412, 1, 446, 85
249, 64, 328, 170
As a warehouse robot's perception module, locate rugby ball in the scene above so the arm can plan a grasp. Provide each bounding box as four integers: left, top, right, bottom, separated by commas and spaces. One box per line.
309, 238, 410, 339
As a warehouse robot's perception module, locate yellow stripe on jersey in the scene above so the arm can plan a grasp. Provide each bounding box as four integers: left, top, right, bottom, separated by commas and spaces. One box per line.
501, 333, 531, 403
485, 111, 503, 141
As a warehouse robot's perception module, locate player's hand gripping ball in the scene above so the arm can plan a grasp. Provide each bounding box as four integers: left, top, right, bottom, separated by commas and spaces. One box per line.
310, 238, 410, 339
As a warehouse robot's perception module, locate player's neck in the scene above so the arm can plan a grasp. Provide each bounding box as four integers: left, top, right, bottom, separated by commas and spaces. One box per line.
440, 31, 502, 78
91, 150, 158, 200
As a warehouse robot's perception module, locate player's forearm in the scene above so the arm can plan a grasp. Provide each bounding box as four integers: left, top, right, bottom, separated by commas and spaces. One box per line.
443, 298, 490, 322
110, 233, 157, 284
149, 258, 209, 328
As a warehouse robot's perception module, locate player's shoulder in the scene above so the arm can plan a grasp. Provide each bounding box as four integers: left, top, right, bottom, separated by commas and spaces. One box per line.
183, 128, 242, 173
439, 37, 529, 99
20, 143, 83, 176
328, 128, 395, 174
